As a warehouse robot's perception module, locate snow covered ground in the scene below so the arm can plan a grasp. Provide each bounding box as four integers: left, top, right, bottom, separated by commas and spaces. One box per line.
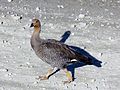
0, 0, 120, 90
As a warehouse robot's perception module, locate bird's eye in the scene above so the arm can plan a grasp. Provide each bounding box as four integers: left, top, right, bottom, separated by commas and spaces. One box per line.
36, 20, 39, 23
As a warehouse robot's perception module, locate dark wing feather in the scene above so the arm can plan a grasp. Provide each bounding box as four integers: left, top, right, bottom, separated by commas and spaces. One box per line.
42, 39, 76, 59
43, 39, 92, 65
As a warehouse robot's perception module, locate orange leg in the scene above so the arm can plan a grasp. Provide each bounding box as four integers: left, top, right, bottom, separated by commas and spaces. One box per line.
37, 68, 54, 80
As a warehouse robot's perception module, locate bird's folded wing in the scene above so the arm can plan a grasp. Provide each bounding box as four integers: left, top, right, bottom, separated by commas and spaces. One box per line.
42, 39, 76, 59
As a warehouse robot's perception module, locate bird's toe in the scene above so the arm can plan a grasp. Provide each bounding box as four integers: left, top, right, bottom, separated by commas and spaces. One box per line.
63, 80, 72, 84
36, 75, 48, 80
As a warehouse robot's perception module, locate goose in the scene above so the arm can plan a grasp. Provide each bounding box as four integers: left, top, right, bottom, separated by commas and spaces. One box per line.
30, 19, 92, 83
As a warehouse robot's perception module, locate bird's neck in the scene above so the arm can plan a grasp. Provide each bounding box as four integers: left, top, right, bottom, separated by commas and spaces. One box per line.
34, 26, 40, 32
32, 27, 41, 40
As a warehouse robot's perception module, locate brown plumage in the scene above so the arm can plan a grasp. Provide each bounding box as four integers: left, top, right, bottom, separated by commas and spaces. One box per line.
30, 19, 92, 83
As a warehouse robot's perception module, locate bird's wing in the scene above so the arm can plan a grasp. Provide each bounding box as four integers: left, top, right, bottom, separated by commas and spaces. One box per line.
42, 39, 76, 59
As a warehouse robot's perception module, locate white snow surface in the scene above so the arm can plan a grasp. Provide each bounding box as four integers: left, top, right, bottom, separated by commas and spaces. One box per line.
0, 0, 120, 90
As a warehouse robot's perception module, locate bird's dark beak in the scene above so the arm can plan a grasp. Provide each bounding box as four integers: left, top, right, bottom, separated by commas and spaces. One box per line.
30, 23, 34, 27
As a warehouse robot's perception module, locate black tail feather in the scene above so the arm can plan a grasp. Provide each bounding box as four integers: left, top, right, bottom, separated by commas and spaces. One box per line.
75, 52, 92, 65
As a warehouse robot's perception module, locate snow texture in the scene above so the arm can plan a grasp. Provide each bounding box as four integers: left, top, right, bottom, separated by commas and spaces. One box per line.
0, 0, 120, 90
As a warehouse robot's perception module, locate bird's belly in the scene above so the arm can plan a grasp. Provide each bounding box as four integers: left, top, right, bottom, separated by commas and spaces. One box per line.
35, 50, 69, 68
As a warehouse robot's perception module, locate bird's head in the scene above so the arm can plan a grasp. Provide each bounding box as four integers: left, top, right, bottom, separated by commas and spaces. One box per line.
30, 19, 41, 28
